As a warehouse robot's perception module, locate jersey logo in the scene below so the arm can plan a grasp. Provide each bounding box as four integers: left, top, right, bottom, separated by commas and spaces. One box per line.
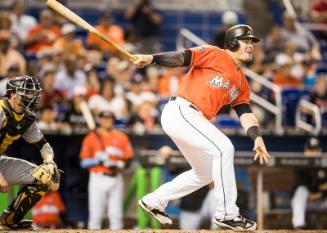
208, 76, 229, 90
229, 85, 239, 102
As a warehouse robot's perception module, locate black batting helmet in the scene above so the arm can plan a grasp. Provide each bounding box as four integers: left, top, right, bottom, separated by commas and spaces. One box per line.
224, 24, 260, 51
6, 75, 42, 112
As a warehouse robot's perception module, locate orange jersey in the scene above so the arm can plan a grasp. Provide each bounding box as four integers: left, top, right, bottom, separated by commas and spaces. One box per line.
176, 45, 250, 120
79, 130, 133, 173
32, 191, 65, 227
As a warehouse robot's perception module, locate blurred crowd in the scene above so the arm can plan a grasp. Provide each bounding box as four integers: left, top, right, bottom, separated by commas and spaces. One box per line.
0, 0, 326, 135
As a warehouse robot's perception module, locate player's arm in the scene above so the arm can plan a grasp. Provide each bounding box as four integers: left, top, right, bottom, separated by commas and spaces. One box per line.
22, 122, 54, 162
132, 50, 192, 68
233, 104, 271, 164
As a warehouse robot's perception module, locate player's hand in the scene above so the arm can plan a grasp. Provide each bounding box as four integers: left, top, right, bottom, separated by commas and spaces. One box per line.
253, 136, 271, 165
95, 151, 109, 162
131, 54, 153, 68
0, 172, 9, 192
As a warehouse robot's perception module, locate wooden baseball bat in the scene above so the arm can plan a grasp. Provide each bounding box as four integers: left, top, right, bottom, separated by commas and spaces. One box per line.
79, 100, 96, 131
46, 0, 137, 61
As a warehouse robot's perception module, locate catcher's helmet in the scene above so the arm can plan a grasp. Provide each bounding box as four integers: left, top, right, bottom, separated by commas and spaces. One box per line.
6, 75, 42, 112
225, 24, 260, 51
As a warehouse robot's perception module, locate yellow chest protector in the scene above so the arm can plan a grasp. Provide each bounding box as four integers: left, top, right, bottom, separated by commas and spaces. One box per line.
0, 99, 35, 153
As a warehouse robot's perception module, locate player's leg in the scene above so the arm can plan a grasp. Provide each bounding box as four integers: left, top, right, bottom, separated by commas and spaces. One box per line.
141, 103, 213, 209
291, 185, 310, 228
107, 175, 124, 229
87, 173, 108, 229
0, 156, 47, 229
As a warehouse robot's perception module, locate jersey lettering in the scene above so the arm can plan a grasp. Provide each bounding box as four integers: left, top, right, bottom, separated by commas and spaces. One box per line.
229, 86, 239, 102
208, 76, 229, 90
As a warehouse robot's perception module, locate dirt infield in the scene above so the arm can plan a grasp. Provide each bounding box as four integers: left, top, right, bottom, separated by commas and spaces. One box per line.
2, 230, 327, 233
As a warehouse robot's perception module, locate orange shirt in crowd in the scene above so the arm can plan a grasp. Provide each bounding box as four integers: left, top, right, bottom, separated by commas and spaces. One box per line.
159, 73, 186, 97
177, 45, 250, 120
53, 37, 84, 56
32, 191, 65, 227
273, 72, 302, 88
26, 25, 61, 54
87, 24, 125, 54
79, 130, 133, 174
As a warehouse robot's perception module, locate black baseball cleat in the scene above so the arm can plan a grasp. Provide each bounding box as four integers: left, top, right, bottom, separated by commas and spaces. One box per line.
0, 211, 33, 230
138, 199, 172, 225
214, 215, 257, 231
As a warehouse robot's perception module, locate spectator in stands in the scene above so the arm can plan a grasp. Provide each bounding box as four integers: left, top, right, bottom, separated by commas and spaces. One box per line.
144, 66, 160, 94
310, 73, 327, 112
62, 88, 89, 133
0, 65, 19, 96
310, 0, 327, 24
0, 11, 12, 31
302, 60, 319, 90
24, 9, 60, 54
0, 30, 26, 77
38, 106, 70, 133
264, 25, 285, 64
88, 77, 129, 121
125, 0, 162, 53
32, 191, 66, 229
53, 23, 85, 57
79, 109, 133, 229
106, 57, 136, 95
126, 73, 146, 107
127, 99, 160, 134
54, 56, 87, 100
280, 12, 321, 60
37, 47, 63, 72
84, 64, 100, 98
291, 137, 327, 229
158, 67, 186, 98
272, 54, 302, 88
87, 12, 125, 56
10, 0, 37, 41
213, 10, 239, 48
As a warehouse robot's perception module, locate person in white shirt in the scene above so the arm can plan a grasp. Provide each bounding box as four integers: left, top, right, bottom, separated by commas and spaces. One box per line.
54, 56, 86, 100
10, 0, 37, 41
88, 77, 129, 120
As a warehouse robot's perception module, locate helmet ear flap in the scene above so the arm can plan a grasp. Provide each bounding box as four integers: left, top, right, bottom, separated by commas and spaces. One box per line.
229, 38, 240, 51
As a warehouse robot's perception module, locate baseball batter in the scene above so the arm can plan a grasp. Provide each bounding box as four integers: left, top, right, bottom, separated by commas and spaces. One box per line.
133, 24, 271, 231
0, 76, 60, 230
79, 110, 133, 229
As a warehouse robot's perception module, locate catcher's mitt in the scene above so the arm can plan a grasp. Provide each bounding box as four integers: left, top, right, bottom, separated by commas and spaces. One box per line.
31, 161, 62, 191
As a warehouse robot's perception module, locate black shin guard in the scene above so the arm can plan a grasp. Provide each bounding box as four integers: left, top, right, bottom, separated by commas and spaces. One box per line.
1, 183, 48, 229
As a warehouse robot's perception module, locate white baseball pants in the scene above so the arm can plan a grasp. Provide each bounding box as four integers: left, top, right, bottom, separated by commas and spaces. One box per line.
88, 173, 124, 229
143, 96, 239, 219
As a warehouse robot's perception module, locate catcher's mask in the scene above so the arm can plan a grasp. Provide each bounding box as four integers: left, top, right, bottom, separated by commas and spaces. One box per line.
6, 75, 42, 112
224, 24, 260, 51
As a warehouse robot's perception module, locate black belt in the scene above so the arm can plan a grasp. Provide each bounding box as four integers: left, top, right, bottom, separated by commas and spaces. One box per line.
102, 172, 118, 177
169, 96, 199, 111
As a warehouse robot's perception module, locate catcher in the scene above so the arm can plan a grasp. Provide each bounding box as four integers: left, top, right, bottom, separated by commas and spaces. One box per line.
0, 75, 61, 230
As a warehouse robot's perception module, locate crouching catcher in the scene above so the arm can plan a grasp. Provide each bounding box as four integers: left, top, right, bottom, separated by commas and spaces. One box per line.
0, 75, 62, 230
